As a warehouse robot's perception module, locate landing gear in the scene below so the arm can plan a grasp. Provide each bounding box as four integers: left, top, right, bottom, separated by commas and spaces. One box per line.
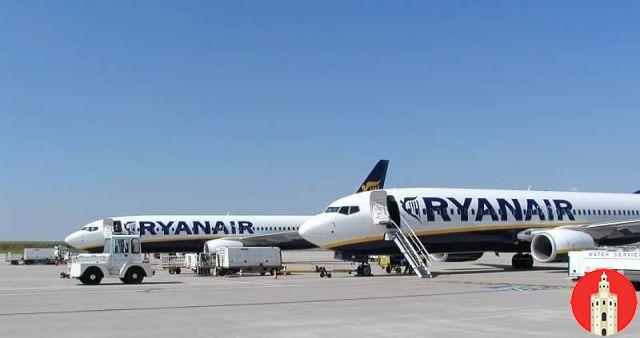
355, 263, 372, 277
512, 253, 534, 270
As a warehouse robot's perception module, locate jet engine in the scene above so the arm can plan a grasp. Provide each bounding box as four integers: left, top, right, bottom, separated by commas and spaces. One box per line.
203, 239, 244, 253
429, 252, 484, 262
530, 229, 596, 263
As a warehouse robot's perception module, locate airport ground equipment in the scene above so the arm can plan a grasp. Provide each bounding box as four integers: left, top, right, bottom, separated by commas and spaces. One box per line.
214, 247, 282, 276
371, 193, 432, 278
8, 248, 57, 265
377, 255, 405, 274
317, 266, 332, 278
69, 219, 153, 285
569, 247, 640, 283
161, 253, 187, 274
185, 252, 215, 276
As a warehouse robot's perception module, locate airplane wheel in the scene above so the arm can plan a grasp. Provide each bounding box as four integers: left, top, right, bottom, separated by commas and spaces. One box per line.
512, 254, 522, 269
175, 268, 181, 275
522, 254, 534, 269
512, 253, 533, 270
356, 265, 364, 276
386, 266, 392, 274
362, 265, 372, 276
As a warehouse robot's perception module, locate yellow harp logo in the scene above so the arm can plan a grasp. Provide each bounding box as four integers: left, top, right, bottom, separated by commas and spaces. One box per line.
361, 180, 381, 192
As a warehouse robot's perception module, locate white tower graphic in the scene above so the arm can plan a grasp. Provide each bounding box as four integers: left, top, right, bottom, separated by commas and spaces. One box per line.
591, 272, 618, 336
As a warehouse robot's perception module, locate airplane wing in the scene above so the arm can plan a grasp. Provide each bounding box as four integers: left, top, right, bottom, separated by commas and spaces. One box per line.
577, 219, 640, 231
518, 219, 640, 241
231, 231, 304, 246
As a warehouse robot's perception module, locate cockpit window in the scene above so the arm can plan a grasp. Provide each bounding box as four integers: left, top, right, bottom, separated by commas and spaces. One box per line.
327, 206, 361, 215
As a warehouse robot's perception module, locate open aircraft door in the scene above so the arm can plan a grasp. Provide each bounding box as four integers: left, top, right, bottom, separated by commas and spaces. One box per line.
369, 190, 391, 227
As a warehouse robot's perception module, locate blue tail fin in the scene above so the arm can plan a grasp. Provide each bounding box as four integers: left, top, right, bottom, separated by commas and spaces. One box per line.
634, 190, 640, 194
357, 160, 389, 193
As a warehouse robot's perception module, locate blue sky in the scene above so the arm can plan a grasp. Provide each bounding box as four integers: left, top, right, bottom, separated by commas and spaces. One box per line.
1, 1, 640, 240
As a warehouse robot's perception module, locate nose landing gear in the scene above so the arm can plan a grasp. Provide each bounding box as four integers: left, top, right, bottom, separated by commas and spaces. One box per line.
353, 263, 372, 277
512, 253, 534, 270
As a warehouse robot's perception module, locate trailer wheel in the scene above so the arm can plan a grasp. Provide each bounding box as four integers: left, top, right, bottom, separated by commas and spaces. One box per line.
80, 267, 103, 285
327, 273, 332, 278
123, 267, 145, 284
260, 272, 266, 276
175, 268, 181, 275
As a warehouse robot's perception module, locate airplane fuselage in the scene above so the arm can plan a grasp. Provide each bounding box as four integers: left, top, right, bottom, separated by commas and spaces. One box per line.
299, 188, 640, 256
66, 215, 312, 253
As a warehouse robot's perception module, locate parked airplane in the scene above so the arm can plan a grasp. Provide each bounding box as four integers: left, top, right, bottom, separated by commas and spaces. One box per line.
298, 187, 640, 275
64, 160, 389, 253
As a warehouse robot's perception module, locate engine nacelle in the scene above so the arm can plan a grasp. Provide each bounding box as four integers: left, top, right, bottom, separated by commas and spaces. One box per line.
530, 229, 596, 263
429, 252, 484, 262
203, 239, 243, 253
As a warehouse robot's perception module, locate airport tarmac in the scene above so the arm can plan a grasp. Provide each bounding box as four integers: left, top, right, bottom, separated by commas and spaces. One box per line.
1, 251, 639, 338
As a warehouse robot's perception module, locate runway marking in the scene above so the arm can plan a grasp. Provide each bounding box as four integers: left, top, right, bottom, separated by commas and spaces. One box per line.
0, 283, 306, 297
0, 285, 568, 318
432, 280, 572, 290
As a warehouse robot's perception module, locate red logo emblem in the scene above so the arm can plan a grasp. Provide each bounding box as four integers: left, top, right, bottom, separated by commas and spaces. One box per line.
570, 269, 637, 335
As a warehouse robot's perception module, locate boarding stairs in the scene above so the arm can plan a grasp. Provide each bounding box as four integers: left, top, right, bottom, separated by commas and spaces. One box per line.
384, 218, 433, 278
370, 192, 432, 278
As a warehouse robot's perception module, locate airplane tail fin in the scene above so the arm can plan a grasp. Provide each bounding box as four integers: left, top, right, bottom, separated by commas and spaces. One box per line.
357, 160, 389, 193
634, 190, 640, 194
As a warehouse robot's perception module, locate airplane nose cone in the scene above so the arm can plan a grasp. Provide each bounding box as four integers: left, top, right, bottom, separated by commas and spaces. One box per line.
64, 232, 84, 249
299, 216, 332, 247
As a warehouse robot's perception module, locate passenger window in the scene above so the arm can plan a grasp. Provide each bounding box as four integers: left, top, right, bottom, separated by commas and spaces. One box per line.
339, 206, 349, 215
349, 206, 360, 215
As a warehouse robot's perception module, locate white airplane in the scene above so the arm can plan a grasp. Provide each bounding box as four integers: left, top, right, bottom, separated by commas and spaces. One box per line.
64, 160, 389, 253
298, 186, 640, 275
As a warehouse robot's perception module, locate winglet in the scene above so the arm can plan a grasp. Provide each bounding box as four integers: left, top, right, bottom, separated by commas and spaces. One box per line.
357, 160, 389, 193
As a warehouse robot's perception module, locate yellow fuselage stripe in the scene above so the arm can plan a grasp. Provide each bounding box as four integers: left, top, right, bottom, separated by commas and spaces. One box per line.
323, 221, 580, 249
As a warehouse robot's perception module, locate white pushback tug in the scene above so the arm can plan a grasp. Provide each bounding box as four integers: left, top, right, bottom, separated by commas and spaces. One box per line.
67, 219, 153, 285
